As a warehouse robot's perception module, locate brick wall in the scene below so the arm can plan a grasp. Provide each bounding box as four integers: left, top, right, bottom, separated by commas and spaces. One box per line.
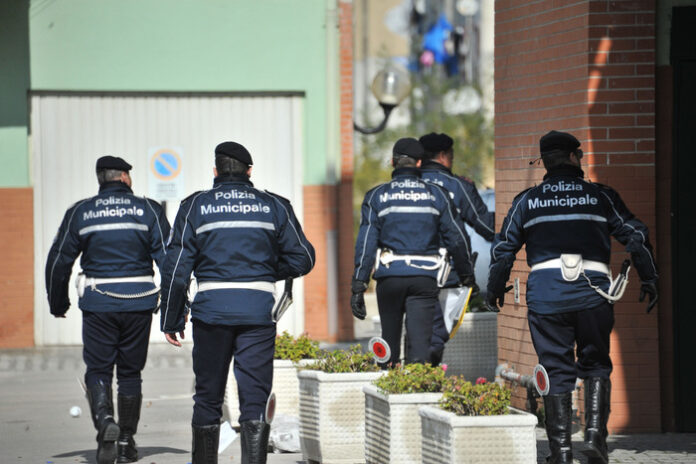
0, 188, 34, 347
495, 0, 660, 432
303, 184, 338, 340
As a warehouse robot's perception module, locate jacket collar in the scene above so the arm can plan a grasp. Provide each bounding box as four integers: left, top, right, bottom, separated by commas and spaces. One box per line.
98, 181, 133, 194
391, 167, 421, 179
421, 159, 452, 174
214, 174, 254, 187
543, 164, 584, 181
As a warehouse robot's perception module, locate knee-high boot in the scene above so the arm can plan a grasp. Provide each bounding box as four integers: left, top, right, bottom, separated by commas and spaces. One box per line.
87, 381, 120, 464
240, 420, 270, 464
583, 377, 611, 464
192, 424, 219, 464
543, 392, 573, 464
116, 394, 141, 463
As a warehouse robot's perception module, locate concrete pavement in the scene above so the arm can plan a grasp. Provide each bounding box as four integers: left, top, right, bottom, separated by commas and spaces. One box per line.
1, 344, 695, 464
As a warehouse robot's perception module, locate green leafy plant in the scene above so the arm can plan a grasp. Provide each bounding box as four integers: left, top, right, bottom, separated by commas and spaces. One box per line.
274, 331, 320, 362
373, 363, 448, 394
439, 377, 511, 416
303, 345, 381, 373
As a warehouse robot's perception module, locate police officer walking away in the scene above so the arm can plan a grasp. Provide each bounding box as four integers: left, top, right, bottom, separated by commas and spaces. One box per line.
351, 137, 475, 366
159, 142, 315, 464
46, 156, 171, 464
419, 132, 495, 364
487, 131, 658, 464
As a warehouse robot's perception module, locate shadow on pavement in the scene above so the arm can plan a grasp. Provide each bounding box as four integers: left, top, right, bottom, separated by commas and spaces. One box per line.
607, 433, 696, 453
52, 446, 188, 462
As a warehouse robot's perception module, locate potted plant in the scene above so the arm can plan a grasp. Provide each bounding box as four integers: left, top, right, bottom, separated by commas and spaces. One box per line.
298, 345, 383, 464
419, 377, 538, 464
363, 363, 447, 464
225, 331, 320, 423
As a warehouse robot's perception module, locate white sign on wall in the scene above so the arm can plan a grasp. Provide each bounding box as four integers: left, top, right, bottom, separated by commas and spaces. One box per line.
148, 147, 184, 201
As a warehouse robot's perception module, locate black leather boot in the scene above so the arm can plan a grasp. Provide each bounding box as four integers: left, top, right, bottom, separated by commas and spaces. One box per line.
240, 420, 270, 464
583, 377, 611, 464
192, 424, 220, 464
543, 392, 573, 464
117, 394, 142, 463
87, 381, 120, 464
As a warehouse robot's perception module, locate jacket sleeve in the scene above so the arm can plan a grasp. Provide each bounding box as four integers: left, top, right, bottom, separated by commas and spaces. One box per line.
45, 203, 83, 316
159, 198, 198, 333
144, 198, 172, 269
353, 187, 382, 283
456, 177, 496, 241
598, 186, 658, 283
433, 186, 474, 279
273, 197, 316, 279
488, 190, 528, 296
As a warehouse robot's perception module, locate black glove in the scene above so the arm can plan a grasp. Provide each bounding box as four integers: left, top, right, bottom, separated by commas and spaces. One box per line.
639, 281, 658, 313
484, 285, 513, 312
459, 274, 480, 294
351, 278, 368, 320
484, 292, 501, 313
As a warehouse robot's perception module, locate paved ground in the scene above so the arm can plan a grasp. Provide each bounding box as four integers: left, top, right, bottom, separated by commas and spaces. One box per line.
1, 344, 695, 464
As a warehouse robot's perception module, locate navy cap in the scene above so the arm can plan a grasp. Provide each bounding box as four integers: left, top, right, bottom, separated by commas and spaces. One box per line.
96, 156, 132, 172
419, 132, 453, 154
540, 130, 580, 156
215, 141, 253, 166
393, 137, 425, 159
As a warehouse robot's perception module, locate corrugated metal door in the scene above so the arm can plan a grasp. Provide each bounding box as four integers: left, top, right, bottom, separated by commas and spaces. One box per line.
31, 93, 305, 346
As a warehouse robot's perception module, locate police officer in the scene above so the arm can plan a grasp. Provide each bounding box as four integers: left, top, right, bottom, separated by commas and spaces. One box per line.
46, 156, 170, 464
351, 137, 475, 366
487, 131, 658, 464
419, 132, 496, 364
159, 142, 315, 464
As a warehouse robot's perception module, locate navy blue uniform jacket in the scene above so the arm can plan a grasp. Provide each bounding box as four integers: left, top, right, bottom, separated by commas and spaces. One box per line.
420, 160, 495, 241
353, 167, 473, 283
420, 160, 495, 287
45, 182, 171, 315
488, 165, 658, 314
159, 175, 315, 332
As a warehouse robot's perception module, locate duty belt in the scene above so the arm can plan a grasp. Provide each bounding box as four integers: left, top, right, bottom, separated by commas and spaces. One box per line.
76, 274, 158, 299
197, 281, 276, 294
375, 248, 451, 287
531, 258, 609, 276
529, 254, 629, 303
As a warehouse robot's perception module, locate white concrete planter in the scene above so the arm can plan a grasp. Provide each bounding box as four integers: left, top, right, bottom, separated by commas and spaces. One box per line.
419, 405, 538, 464
298, 369, 384, 464
363, 385, 442, 464
225, 358, 314, 425
441, 312, 497, 382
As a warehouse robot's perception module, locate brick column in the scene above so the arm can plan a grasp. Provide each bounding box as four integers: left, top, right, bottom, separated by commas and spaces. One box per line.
303, 0, 355, 342
338, 0, 356, 341
495, 0, 659, 432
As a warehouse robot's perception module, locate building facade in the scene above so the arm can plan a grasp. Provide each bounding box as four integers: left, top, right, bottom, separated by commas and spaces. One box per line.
494, 0, 696, 433
0, 0, 356, 346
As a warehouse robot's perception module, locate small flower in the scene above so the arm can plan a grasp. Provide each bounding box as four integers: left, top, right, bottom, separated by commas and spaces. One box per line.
476, 377, 487, 385
441, 364, 448, 372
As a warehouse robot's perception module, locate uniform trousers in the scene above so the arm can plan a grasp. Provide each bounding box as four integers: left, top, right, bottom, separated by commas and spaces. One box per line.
82, 310, 153, 395
191, 319, 275, 426
376, 276, 438, 366
528, 302, 614, 395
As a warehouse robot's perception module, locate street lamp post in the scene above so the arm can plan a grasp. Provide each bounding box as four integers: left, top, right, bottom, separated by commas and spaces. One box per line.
354, 66, 411, 135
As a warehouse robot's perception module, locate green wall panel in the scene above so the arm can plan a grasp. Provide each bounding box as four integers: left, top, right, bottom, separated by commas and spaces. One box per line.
23, 0, 335, 185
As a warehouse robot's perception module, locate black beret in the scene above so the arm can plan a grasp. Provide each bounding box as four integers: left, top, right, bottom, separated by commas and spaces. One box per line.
96, 156, 132, 172
419, 132, 453, 154
215, 141, 253, 166
393, 137, 425, 159
539, 130, 580, 156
